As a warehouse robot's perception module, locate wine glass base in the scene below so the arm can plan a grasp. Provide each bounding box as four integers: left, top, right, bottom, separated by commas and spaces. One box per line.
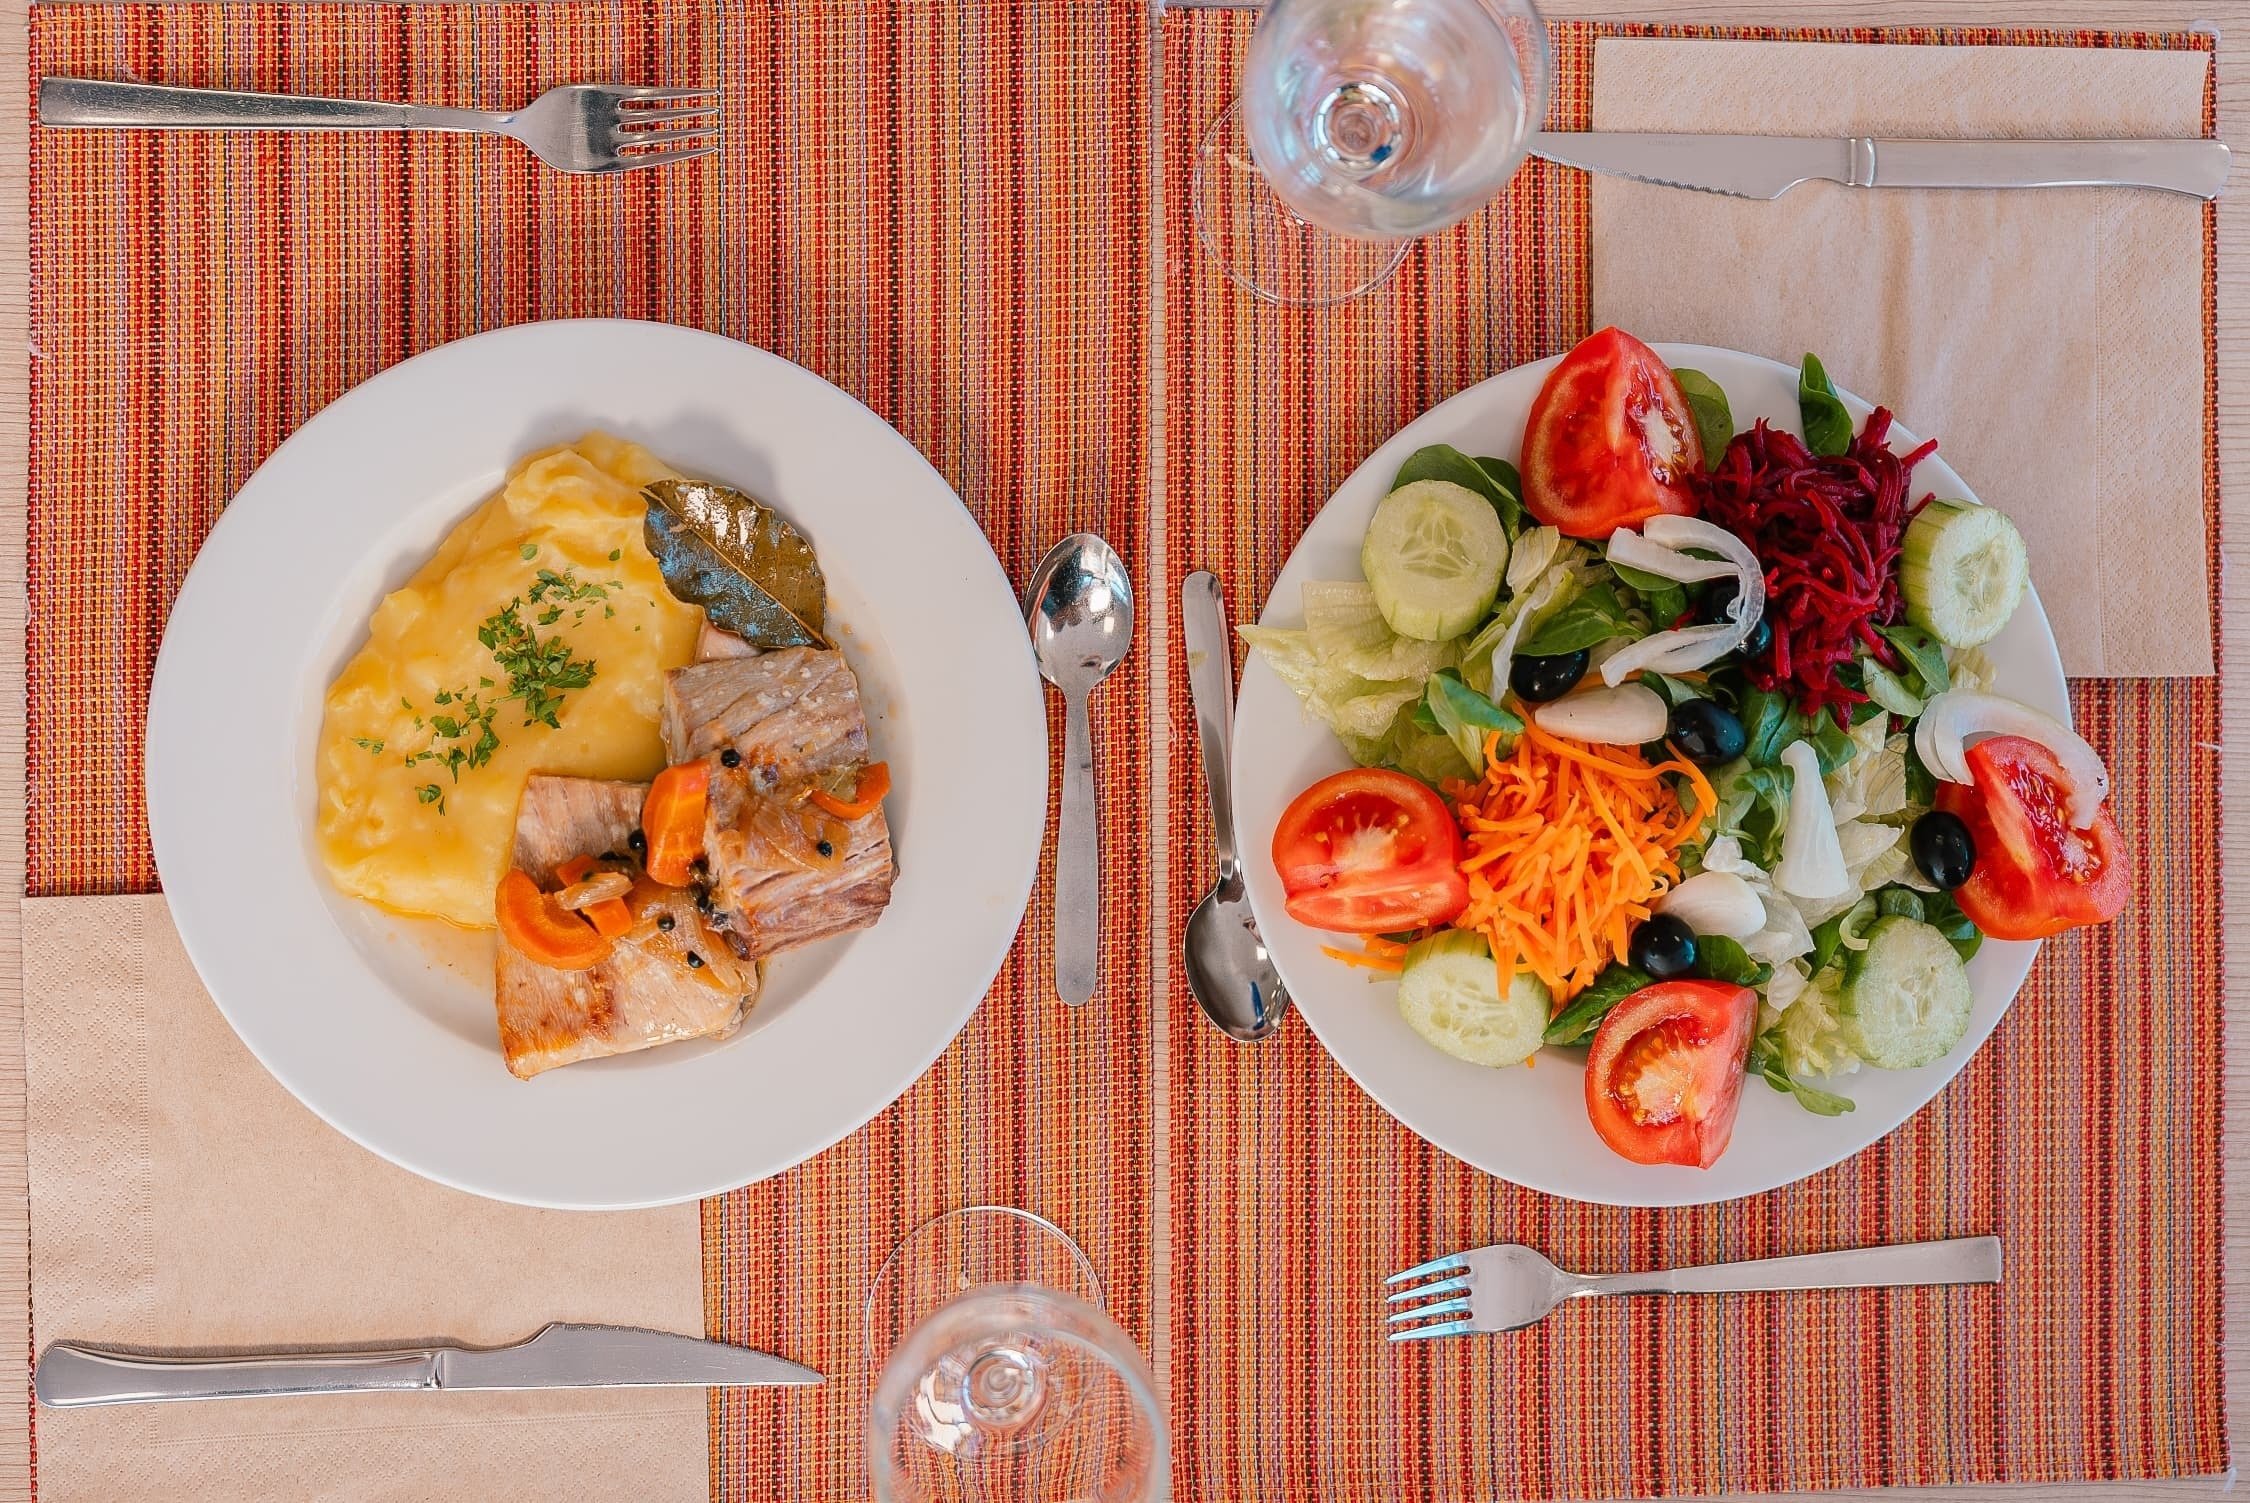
1190, 97, 1410, 308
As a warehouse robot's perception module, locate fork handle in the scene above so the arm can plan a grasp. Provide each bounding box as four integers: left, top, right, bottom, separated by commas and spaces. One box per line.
1583, 1236, 2001, 1298
40, 78, 497, 134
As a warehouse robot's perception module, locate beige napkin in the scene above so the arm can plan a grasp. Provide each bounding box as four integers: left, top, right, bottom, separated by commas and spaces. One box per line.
1589, 38, 2213, 677
24, 896, 710, 1503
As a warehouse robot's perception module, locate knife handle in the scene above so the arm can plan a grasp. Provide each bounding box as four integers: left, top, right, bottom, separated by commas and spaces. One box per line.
1863, 138, 2230, 200
35, 1340, 444, 1406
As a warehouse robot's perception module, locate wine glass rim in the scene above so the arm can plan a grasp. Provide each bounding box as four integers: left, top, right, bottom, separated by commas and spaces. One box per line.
862, 1204, 1104, 1367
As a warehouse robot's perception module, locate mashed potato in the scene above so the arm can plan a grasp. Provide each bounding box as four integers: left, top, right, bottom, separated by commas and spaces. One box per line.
317, 433, 704, 927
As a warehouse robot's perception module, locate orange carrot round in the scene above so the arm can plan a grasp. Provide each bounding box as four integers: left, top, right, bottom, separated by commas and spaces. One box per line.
643, 760, 713, 887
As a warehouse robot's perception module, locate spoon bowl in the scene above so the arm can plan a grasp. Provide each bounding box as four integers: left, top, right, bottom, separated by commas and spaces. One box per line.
1025, 534, 1135, 1006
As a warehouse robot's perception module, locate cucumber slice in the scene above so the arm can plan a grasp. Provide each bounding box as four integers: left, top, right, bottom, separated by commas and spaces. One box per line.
1900, 499, 2028, 649
1362, 480, 1509, 642
1397, 930, 1549, 1067
1838, 915, 1974, 1069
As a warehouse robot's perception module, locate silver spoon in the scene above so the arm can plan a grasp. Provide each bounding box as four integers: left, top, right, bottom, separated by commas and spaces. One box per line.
1025, 534, 1135, 1007
1179, 572, 1288, 1041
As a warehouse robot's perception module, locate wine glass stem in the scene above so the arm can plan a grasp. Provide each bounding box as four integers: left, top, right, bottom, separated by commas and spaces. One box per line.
1312, 78, 1406, 175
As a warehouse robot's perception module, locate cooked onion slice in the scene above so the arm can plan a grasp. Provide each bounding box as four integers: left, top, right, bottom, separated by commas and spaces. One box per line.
1913, 690, 2110, 828
1600, 516, 1766, 685
1777, 741, 1851, 901
1532, 683, 1669, 745
556, 871, 632, 911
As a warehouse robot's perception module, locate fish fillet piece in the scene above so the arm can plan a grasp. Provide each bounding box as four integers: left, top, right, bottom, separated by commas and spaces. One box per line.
702, 764, 897, 962
661, 647, 869, 785
495, 775, 756, 1080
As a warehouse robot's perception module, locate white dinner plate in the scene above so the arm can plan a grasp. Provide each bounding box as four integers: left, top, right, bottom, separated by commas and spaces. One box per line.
148, 320, 1047, 1210
1233, 344, 2065, 1208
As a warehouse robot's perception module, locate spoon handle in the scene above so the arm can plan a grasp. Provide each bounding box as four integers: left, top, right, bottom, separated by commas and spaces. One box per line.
1181, 572, 1240, 881
1054, 689, 1099, 1005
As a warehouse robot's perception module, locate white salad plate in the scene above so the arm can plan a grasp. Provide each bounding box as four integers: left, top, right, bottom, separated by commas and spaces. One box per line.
1232, 344, 2065, 1208
148, 319, 1048, 1210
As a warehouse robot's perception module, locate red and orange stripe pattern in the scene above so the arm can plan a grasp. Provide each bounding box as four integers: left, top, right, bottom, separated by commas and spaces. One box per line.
1162, 14, 2224, 1500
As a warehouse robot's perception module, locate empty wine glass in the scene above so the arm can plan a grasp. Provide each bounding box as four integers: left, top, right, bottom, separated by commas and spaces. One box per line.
865, 1207, 1167, 1503
1192, 0, 1551, 306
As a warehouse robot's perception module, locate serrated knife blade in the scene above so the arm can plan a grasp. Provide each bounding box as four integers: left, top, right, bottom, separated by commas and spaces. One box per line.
35, 1324, 822, 1407
1529, 132, 2230, 201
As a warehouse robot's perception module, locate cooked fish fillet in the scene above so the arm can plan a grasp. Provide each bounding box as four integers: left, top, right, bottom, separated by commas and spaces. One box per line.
495, 775, 756, 1081
703, 763, 897, 961
661, 647, 869, 786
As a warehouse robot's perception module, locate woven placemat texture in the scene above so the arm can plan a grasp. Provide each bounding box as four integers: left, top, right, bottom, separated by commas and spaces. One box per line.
27, 5, 1151, 1500
1160, 15, 2225, 1500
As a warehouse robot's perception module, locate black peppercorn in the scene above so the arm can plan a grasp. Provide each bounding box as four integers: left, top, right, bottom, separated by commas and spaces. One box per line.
816, 839, 835, 858
685, 952, 704, 969
719, 747, 742, 768
656, 913, 675, 932
627, 830, 646, 852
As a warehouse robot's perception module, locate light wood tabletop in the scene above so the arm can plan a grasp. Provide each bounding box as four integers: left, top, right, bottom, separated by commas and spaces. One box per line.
0, 3, 2240, 1501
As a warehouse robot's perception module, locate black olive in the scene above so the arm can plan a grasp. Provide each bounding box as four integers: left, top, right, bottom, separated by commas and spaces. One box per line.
627, 830, 646, 853
1698, 579, 1773, 658
685, 951, 704, 969
1911, 810, 1978, 890
816, 839, 835, 858
720, 747, 742, 768
1509, 648, 1591, 704
656, 914, 676, 932
1668, 698, 1747, 766
1628, 914, 1698, 980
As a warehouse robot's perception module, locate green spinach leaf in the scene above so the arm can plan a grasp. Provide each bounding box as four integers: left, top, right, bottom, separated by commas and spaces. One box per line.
1876, 886, 1926, 923
1797, 353, 1854, 457
1740, 687, 1798, 767
1421, 668, 1522, 772
1520, 583, 1640, 657
1916, 887, 1984, 963
1543, 964, 1652, 1047
1610, 561, 1688, 626
1876, 622, 1950, 700
1747, 1031, 1857, 1116
1695, 933, 1772, 987
1671, 367, 1735, 467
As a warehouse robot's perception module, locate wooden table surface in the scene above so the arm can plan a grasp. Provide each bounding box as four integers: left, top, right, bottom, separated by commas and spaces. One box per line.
0, 3, 2239, 1500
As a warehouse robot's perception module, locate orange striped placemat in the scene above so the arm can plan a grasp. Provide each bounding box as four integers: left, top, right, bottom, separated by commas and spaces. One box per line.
27, 3, 1151, 1498
1162, 14, 2225, 1500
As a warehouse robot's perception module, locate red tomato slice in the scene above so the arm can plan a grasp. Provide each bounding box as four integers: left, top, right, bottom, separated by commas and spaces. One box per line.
1522, 327, 1704, 539
1272, 768, 1468, 934
1935, 735, 2128, 941
1584, 980, 1754, 1168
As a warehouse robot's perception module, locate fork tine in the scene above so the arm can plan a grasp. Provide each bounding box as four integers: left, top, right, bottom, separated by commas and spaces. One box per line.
620, 128, 720, 150
1385, 1297, 1471, 1325
1385, 1272, 1472, 1305
1387, 1318, 1477, 1344
621, 86, 717, 103
1384, 1251, 1467, 1285
618, 106, 720, 126
609, 143, 717, 170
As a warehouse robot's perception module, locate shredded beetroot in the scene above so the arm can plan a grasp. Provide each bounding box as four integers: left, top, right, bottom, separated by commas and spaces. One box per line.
1699, 410, 1938, 723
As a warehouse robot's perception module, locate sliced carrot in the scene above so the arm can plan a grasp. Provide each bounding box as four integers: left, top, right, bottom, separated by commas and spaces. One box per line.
555, 855, 635, 938
809, 760, 891, 821
495, 868, 612, 971
644, 761, 712, 887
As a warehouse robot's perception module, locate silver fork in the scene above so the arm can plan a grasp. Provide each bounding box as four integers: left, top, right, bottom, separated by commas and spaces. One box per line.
1386, 1236, 2002, 1342
39, 78, 718, 174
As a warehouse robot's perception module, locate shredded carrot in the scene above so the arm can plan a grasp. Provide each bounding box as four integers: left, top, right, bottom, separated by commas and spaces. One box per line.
1322, 944, 1406, 973
1444, 726, 1714, 1006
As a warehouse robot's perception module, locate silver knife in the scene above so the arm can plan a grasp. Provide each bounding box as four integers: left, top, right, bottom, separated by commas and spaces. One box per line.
1529, 132, 2231, 201
33, 1323, 821, 1407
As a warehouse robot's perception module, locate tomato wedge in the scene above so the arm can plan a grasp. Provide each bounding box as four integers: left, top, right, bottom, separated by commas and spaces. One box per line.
494, 868, 613, 971
1522, 327, 1704, 539
1584, 980, 1754, 1168
1272, 768, 1468, 934
1936, 735, 2128, 941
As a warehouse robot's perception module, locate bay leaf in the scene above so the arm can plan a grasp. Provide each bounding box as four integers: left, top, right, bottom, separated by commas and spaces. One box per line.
643, 478, 827, 649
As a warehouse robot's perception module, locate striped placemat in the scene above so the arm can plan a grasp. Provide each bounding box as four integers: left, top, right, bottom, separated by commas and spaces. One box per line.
1160, 14, 2226, 1500
27, 3, 1151, 1498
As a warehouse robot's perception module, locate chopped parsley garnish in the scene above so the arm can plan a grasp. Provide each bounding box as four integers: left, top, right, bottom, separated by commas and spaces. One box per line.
520, 543, 539, 561
353, 737, 385, 755
416, 784, 446, 813
528, 567, 610, 605
479, 598, 597, 729
608, 549, 622, 562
